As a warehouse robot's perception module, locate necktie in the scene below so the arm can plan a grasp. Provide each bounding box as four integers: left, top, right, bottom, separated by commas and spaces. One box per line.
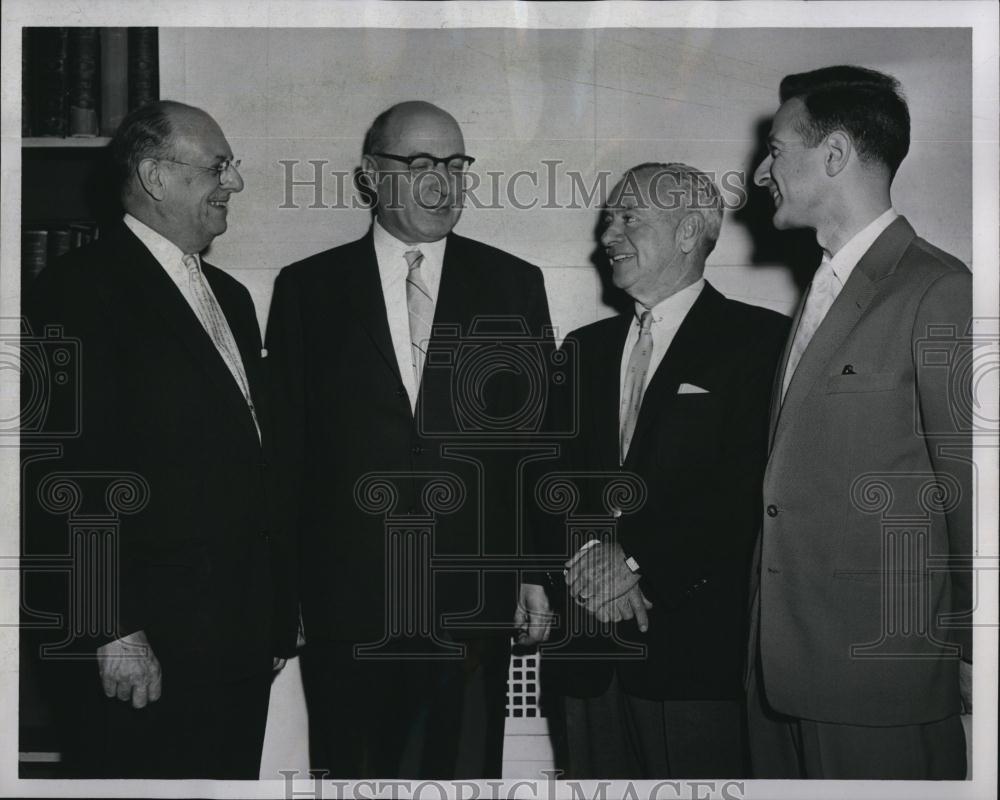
405, 249, 433, 389
183, 254, 260, 440
781, 257, 839, 400
620, 310, 654, 464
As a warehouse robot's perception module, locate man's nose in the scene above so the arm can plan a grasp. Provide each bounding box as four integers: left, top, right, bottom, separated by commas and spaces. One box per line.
600, 220, 621, 247
753, 155, 772, 187
222, 164, 244, 193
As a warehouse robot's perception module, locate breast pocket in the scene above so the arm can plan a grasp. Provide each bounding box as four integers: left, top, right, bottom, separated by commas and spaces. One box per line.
825, 371, 903, 394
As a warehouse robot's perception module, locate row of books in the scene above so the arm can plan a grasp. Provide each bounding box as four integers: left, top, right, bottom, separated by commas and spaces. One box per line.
22, 28, 159, 139
22, 223, 100, 281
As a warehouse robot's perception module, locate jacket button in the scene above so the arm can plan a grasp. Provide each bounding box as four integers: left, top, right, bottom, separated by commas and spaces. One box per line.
766, 504, 778, 517
261, 530, 270, 542
397, 386, 407, 397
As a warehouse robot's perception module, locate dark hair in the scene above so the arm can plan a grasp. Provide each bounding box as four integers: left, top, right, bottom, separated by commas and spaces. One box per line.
779, 65, 910, 178
109, 100, 187, 195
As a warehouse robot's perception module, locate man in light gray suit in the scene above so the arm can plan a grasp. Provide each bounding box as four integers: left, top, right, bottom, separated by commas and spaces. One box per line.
746, 65, 972, 779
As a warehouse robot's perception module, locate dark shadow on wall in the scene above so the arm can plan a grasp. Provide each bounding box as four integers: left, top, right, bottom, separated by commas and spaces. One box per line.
731, 116, 822, 298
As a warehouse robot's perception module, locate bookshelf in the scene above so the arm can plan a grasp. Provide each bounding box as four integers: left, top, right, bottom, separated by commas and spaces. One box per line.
20, 26, 159, 777
23, 137, 112, 148
21, 26, 158, 282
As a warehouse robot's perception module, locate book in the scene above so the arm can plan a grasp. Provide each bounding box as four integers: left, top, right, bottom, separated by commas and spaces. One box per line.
22, 30, 31, 136
48, 228, 72, 261
68, 28, 100, 137
32, 28, 69, 137
128, 28, 159, 111
21, 230, 49, 281
99, 28, 128, 136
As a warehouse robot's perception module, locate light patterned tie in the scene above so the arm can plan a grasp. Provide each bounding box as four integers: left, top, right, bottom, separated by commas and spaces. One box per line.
781, 256, 839, 400
405, 249, 433, 389
620, 310, 654, 464
183, 254, 260, 440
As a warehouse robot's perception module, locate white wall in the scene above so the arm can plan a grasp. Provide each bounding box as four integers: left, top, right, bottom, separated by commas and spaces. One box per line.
160, 27, 972, 340
156, 27, 973, 777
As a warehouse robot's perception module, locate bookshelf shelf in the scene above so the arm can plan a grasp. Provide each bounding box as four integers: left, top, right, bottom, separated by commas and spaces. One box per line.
22, 137, 112, 148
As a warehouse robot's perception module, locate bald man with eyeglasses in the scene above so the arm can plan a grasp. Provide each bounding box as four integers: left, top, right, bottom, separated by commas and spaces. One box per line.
266, 101, 555, 778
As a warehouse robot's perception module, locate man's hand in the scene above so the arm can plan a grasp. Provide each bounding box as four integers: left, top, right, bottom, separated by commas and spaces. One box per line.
514, 582, 554, 646
565, 540, 640, 613
959, 659, 972, 714
273, 657, 287, 672
595, 583, 653, 631
96, 630, 162, 709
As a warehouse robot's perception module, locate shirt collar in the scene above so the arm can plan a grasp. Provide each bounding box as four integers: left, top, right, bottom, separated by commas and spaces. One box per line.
123, 212, 198, 273
827, 208, 898, 287
372, 217, 448, 274
634, 278, 705, 328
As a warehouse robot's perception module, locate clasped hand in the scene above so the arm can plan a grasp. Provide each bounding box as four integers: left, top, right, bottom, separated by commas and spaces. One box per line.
565, 540, 652, 631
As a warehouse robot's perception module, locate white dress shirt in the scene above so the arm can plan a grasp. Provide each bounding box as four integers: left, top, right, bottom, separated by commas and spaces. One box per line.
618, 278, 705, 421
124, 212, 221, 312
372, 218, 447, 413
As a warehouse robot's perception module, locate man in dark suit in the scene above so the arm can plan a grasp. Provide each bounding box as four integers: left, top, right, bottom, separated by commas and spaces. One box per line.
266, 101, 554, 778
533, 163, 788, 777
22, 100, 297, 778
746, 65, 972, 779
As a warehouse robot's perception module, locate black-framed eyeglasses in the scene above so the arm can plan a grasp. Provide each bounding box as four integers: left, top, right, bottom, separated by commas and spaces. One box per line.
160, 157, 242, 182
369, 152, 475, 175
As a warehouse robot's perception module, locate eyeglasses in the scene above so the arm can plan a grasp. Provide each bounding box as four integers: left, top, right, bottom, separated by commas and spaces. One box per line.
160, 157, 242, 182
369, 152, 475, 175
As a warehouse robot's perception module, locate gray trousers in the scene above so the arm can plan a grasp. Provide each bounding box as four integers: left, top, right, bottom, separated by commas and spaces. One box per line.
746, 658, 967, 779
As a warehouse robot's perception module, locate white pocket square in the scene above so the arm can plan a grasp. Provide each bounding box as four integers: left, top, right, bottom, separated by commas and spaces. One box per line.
677, 383, 709, 394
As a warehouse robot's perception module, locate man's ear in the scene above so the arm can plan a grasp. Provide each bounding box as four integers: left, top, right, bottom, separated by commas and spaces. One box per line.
824, 130, 851, 177
359, 154, 379, 192
677, 211, 705, 255
136, 158, 167, 201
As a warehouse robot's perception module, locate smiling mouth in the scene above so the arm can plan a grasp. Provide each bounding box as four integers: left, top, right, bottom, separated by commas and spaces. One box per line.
608, 253, 634, 264
208, 198, 229, 209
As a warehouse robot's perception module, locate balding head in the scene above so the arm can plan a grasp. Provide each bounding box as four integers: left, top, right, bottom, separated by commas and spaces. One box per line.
361, 101, 468, 243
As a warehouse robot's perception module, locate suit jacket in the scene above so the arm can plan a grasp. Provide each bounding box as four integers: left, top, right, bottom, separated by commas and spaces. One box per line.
22, 222, 298, 688
266, 229, 554, 644
748, 216, 973, 726
544, 282, 789, 701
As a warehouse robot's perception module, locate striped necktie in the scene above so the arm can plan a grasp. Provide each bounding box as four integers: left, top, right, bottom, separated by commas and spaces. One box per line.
183, 254, 260, 441
405, 249, 433, 389
620, 310, 654, 464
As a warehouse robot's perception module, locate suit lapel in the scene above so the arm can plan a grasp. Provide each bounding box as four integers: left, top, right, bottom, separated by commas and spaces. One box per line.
413, 234, 477, 418
341, 232, 409, 395
623, 283, 719, 469
593, 314, 632, 469
771, 217, 916, 450
107, 225, 259, 449
203, 264, 265, 446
